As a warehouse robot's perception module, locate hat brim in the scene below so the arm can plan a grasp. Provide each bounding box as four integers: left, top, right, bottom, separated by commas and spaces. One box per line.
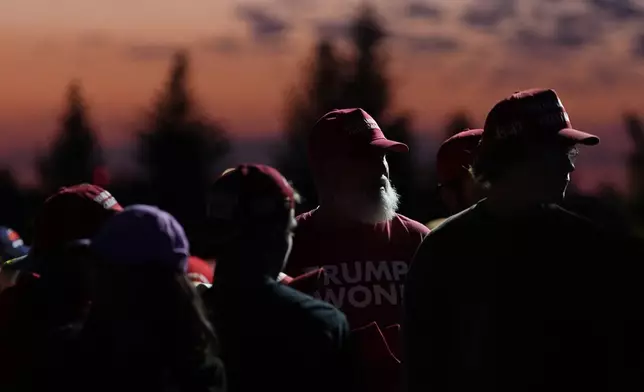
3, 239, 94, 273
5, 245, 30, 260
193, 282, 212, 295
1, 253, 33, 272
558, 128, 600, 146
370, 138, 409, 153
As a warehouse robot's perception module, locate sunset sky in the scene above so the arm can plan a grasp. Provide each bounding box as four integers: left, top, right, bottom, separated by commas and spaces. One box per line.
3, 0, 644, 192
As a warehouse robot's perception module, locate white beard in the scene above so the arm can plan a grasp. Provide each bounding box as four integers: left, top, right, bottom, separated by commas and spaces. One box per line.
337, 177, 400, 224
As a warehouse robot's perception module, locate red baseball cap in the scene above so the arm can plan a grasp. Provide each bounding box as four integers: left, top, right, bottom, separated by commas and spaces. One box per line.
436, 129, 483, 186
187, 256, 214, 284
479, 88, 599, 158
6, 184, 122, 273
207, 164, 300, 223
308, 108, 408, 163
33, 184, 122, 253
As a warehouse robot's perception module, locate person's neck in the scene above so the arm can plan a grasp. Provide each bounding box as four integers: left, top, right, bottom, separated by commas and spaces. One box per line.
216, 255, 281, 282
483, 185, 547, 219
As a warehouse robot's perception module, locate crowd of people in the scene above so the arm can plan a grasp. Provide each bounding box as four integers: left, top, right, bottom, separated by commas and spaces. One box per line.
0, 88, 643, 391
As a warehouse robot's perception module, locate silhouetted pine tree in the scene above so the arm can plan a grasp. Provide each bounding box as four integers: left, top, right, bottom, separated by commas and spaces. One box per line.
38, 80, 104, 192
276, 40, 347, 212
343, 5, 389, 117
138, 50, 229, 252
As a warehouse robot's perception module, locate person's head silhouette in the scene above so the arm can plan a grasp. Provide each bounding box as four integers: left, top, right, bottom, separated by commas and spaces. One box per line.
308, 108, 408, 223
436, 129, 485, 215
472, 89, 599, 211
206, 164, 299, 280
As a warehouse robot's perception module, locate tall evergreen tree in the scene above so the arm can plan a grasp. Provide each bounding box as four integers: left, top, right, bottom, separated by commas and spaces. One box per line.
277, 40, 347, 212
343, 5, 389, 118
39, 80, 103, 192
138, 50, 229, 251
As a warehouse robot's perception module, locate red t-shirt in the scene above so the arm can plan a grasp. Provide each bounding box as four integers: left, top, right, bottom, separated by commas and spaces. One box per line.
350, 322, 401, 392
286, 210, 429, 329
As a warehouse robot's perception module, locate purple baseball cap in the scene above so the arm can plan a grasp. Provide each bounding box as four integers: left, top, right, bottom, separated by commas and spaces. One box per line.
91, 204, 190, 272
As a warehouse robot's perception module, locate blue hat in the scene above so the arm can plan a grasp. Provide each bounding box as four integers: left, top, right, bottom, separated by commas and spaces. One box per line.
91, 205, 190, 271
0, 227, 30, 262
1, 239, 92, 274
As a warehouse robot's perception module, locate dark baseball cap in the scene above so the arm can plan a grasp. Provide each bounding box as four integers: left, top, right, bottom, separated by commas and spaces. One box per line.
308, 108, 409, 162
436, 129, 483, 186
33, 184, 123, 252
6, 184, 122, 273
0, 227, 30, 262
479, 89, 599, 157
91, 204, 190, 272
207, 164, 300, 224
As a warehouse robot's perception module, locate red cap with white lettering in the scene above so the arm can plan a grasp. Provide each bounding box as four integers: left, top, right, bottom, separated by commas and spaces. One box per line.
308, 108, 409, 165
479, 88, 599, 158
32, 183, 123, 254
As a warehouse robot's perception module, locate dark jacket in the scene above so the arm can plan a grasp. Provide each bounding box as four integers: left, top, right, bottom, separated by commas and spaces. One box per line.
404, 202, 644, 391
205, 276, 355, 392
0, 273, 86, 391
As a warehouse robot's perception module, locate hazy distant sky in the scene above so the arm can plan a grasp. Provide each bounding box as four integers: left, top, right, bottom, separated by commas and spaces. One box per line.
3, 0, 644, 191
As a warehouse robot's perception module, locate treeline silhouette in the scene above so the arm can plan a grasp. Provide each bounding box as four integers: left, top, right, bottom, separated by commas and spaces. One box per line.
1, 5, 643, 255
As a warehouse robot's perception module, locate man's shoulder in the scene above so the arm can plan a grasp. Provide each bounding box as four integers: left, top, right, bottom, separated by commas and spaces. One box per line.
392, 214, 431, 236
407, 207, 483, 290
411, 207, 478, 260
550, 204, 641, 252
547, 204, 612, 241
427, 204, 481, 237
273, 283, 348, 331
549, 204, 598, 228
274, 283, 346, 319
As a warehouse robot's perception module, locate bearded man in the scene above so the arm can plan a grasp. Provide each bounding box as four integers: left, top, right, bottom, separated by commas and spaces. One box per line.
285, 108, 429, 329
